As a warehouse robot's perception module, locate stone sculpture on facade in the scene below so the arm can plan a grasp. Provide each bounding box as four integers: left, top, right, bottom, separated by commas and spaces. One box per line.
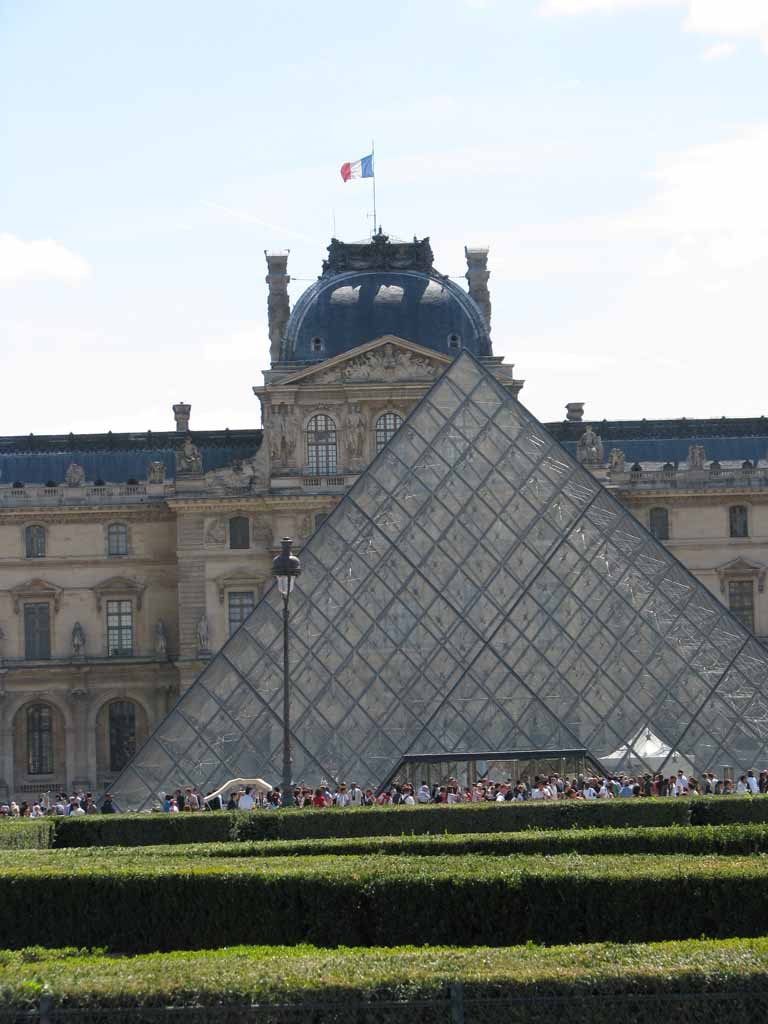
269, 405, 299, 466
64, 463, 85, 487
205, 518, 227, 545
345, 405, 366, 461
147, 461, 166, 483
315, 345, 439, 384
175, 438, 202, 475
196, 614, 210, 655
688, 445, 706, 470
155, 620, 168, 657
71, 622, 86, 658
608, 449, 626, 474
577, 426, 604, 465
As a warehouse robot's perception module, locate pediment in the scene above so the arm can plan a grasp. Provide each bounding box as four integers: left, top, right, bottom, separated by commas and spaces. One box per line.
274, 336, 450, 387
93, 576, 146, 610
215, 569, 267, 604
10, 578, 63, 614
715, 558, 766, 593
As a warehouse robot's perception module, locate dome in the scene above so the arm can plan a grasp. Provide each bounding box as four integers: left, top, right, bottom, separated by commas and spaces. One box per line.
280, 235, 492, 364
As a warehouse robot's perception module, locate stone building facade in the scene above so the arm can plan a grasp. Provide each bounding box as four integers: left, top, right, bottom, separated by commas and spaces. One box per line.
0, 232, 766, 800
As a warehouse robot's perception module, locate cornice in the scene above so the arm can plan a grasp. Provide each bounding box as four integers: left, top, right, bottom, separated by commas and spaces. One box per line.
0, 506, 175, 524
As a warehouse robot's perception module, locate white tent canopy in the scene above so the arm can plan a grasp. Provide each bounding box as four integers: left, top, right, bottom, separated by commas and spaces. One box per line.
203, 777, 273, 806
602, 727, 695, 777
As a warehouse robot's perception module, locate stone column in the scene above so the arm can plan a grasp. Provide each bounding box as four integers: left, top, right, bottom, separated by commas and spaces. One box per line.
464, 246, 491, 333
69, 683, 92, 793
0, 674, 10, 800
265, 251, 291, 364
176, 513, 206, 692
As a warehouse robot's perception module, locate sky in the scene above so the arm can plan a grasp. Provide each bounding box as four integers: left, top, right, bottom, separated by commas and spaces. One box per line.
3, 0, 768, 436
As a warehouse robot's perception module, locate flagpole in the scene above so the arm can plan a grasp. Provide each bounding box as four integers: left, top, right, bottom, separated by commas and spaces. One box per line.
371, 138, 377, 235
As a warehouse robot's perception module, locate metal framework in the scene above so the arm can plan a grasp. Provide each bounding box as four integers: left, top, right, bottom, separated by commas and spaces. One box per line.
108, 351, 768, 810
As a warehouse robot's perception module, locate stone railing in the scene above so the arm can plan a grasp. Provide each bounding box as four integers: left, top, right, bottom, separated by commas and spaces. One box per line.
610, 467, 768, 490
0, 483, 175, 507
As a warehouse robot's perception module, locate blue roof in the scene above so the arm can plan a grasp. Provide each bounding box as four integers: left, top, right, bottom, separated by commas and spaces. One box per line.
559, 435, 768, 466
282, 270, 492, 364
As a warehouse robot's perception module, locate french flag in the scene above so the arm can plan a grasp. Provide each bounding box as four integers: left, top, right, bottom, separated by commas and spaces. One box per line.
340, 153, 374, 182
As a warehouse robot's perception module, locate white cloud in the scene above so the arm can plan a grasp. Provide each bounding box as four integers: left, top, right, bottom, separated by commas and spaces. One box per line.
700, 41, 737, 61
539, 0, 680, 15
0, 234, 91, 286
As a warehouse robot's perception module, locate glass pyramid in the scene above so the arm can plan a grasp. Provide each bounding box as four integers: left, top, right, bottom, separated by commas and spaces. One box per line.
110, 351, 768, 809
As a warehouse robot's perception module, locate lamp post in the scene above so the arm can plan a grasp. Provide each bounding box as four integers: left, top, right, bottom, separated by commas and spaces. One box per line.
271, 537, 301, 808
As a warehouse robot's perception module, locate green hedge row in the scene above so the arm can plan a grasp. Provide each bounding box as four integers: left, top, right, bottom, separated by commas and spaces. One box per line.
1, 851, 767, 952
2, 938, 768, 1022
6, 796, 768, 850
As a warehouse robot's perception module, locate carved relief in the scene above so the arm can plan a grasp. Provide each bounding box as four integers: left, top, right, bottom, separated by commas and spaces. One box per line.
269, 404, 301, 466
314, 344, 439, 384
205, 518, 227, 545
250, 516, 273, 545
576, 426, 604, 465
688, 445, 706, 470
608, 449, 625, 474
147, 460, 166, 483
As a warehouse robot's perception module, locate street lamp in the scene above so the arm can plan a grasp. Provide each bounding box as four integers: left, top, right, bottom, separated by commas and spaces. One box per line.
272, 537, 301, 808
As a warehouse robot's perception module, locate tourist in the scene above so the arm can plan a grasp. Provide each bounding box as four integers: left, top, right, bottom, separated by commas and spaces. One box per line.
237, 786, 255, 811
747, 770, 760, 795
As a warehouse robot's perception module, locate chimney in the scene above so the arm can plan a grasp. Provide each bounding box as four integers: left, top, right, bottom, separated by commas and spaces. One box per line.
464, 246, 491, 333
265, 250, 291, 364
566, 403, 584, 422
173, 402, 191, 432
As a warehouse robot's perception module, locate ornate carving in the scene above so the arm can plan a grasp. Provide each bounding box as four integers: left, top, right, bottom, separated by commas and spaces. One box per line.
205, 518, 227, 545
71, 622, 86, 658
10, 579, 62, 614
175, 437, 203, 475
688, 445, 706, 470
314, 344, 439, 384
93, 576, 145, 612
269, 405, 300, 466
250, 516, 272, 545
64, 463, 85, 487
345, 404, 367, 461
196, 614, 210, 655
205, 445, 269, 492
155, 619, 168, 656
715, 558, 766, 595
147, 460, 166, 483
608, 449, 625, 474
576, 426, 604, 465
322, 232, 434, 276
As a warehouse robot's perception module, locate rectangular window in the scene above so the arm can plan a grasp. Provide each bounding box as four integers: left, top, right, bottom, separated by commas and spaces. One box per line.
107, 599, 133, 656
25, 525, 45, 558
24, 603, 51, 659
27, 705, 53, 775
228, 591, 255, 635
728, 580, 755, 632
107, 523, 128, 556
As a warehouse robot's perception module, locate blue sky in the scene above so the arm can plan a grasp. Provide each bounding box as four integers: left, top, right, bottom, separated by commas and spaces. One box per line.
3, 0, 768, 434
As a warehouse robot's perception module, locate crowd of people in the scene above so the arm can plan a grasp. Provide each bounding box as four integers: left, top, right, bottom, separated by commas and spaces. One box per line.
2, 768, 767, 817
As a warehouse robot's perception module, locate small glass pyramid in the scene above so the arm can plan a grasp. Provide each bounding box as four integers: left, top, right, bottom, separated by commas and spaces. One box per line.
110, 352, 768, 809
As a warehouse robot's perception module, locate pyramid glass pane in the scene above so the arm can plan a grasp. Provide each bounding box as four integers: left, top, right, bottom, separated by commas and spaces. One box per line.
109, 351, 764, 809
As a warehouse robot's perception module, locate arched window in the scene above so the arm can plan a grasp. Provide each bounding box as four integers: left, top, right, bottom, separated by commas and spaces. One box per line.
27, 704, 53, 775
730, 505, 749, 539
109, 701, 137, 772
107, 523, 128, 556
649, 507, 669, 541
229, 516, 250, 550
306, 414, 337, 475
375, 412, 404, 454
25, 525, 45, 559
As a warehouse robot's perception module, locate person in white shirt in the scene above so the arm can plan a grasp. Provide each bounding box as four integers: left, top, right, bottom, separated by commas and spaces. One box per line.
237, 787, 254, 811
334, 785, 351, 808
736, 775, 749, 794
348, 783, 364, 807
583, 783, 597, 800
676, 770, 689, 795
417, 783, 431, 804
401, 785, 416, 806
746, 770, 760, 795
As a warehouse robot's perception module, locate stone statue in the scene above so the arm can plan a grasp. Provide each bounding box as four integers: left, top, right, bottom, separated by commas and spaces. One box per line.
205, 518, 227, 545
345, 405, 366, 461
147, 460, 166, 483
688, 445, 706, 470
155, 619, 168, 656
608, 449, 625, 474
576, 426, 604, 465
71, 622, 86, 658
270, 406, 299, 465
64, 463, 85, 487
196, 614, 210, 654
175, 437, 202, 475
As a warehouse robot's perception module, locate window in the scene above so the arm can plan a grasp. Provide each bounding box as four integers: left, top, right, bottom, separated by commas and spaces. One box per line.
311, 336, 324, 354
730, 505, 749, 539
649, 507, 669, 541
228, 591, 255, 635
375, 412, 404, 454
306, 414, 337, 475
107, 523, 128, 556
24, 603, 50, 659
109, 701, 136, 772
229, 516, 250, 550
27, 704, 53, 775
25, 525, 45, 558
447, 332, 462, 351
107, 599, 133, 656
728, 580, 755, 632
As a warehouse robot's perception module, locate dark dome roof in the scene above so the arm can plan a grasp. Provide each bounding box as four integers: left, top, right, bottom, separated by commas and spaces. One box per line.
280, 235, 491, 364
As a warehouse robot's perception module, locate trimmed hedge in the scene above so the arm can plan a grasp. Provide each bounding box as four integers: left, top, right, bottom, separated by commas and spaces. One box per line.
2, 938, 768, 1022
6, 796, 768, 849
0, 820, 53, 850
1, 851, 768, 951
